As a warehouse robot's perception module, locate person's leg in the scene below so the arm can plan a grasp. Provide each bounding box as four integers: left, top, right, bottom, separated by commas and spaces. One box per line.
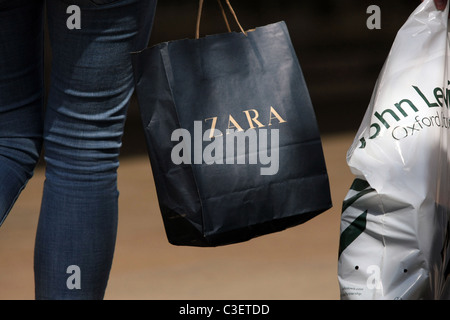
34, 0, 157, 299
0, 0, 44, 226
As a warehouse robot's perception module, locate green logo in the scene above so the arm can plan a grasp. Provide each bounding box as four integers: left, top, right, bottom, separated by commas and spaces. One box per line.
339, 179, 375, 258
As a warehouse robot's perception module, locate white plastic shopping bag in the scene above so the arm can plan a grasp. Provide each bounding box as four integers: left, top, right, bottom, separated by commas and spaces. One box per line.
338, 0, 450, 300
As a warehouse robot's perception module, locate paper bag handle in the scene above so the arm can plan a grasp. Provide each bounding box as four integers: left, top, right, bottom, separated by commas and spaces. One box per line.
196, 0, 247, 39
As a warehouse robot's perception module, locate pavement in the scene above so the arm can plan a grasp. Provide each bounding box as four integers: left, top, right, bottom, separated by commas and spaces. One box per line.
0, 132, 356, 300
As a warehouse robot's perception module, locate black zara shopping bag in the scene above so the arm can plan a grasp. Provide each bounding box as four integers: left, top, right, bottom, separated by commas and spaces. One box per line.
131, 0, 332, 247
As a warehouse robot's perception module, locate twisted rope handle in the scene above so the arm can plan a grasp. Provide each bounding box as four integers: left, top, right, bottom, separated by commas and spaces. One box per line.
196, 0, 247, 39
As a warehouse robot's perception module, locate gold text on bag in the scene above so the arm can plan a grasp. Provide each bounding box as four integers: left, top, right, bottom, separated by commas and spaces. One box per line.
204, 106, 287, 139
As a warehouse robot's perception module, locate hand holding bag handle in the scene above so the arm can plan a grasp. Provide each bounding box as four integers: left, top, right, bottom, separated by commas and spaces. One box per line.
195, 0, 247, 39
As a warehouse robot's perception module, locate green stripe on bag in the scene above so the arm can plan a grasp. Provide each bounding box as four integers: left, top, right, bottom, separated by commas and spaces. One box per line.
339, 210, 368, 258
342, 179, 375, 213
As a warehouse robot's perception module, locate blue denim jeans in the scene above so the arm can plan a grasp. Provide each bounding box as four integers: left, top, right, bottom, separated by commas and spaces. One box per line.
0, 0, 157, 299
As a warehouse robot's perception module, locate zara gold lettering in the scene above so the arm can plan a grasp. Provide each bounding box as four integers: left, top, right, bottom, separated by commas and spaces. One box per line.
204, 106, 287, 139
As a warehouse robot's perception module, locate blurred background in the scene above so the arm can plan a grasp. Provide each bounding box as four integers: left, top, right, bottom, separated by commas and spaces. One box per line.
1, 0, 422, 300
